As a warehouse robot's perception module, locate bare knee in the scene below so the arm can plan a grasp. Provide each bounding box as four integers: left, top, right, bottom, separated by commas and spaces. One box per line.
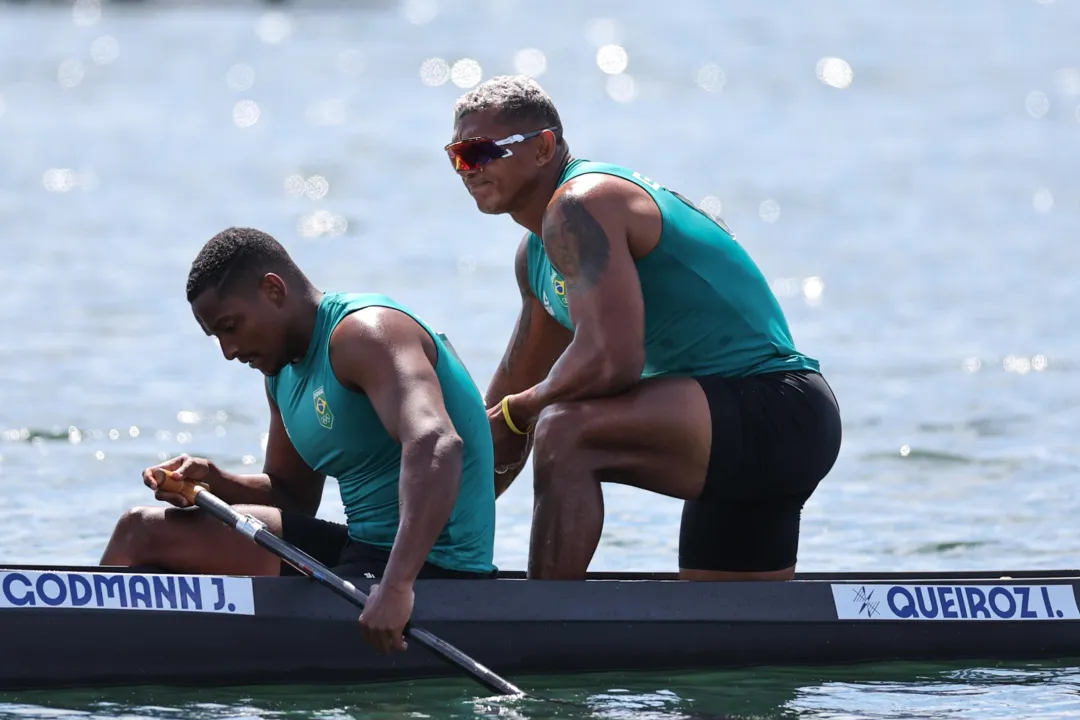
532, 402, 594, 484
534, 400, 590, 444
102, 506, 168, 566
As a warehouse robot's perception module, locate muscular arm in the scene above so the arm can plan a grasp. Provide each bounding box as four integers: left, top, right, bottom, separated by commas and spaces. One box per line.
201, 384, 327, 515
331, 307, 464, 591
484, 235, 573, 493
508, 178, 646, 427
483, 234, 573, 409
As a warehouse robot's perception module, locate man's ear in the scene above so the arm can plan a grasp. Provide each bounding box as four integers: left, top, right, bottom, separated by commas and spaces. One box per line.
536, 129, 560, 166
260, 272, 288, 307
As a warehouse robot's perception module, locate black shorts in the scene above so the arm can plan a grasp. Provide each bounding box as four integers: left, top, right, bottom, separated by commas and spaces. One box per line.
278, 512, 497, 580
679, 369, 842, 573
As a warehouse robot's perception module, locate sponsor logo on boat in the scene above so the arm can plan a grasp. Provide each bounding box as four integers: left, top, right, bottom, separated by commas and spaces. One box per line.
831, 583, 1080, 621
0, 570, 255, 615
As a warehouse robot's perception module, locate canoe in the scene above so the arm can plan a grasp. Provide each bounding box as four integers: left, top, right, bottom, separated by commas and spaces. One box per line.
1, 564, 1079, 691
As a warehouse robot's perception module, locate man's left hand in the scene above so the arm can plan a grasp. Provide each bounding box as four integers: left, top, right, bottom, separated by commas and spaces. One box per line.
358, 582, 414, 653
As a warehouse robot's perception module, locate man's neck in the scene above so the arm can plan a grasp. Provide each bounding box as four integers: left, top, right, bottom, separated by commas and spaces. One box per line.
287, 285, 324, 364
509, 153, 573, 236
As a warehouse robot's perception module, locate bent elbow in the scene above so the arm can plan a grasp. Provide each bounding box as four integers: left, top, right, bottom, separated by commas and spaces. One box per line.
410, 426, 464, 478
435, 429, 464, 469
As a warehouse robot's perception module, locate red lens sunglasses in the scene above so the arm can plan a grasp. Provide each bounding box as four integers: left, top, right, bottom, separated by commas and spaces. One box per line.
444, 127, 558, 172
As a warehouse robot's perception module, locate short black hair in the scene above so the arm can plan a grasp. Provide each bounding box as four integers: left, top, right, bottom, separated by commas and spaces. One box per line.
186, 227, 302, 303
454, 75, 565, 146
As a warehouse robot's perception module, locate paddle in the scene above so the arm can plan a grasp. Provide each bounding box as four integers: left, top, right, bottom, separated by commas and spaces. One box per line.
153, 469, 524, 697
153, 471, 741, 718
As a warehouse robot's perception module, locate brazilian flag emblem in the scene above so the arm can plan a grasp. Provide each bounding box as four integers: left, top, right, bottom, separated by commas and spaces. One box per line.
550, 267, 568, 307
313, 386, 334, 430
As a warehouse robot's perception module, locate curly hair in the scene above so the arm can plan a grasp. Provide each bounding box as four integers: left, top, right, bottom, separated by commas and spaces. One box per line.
453, 75, 565, 145
186, 227, 302, 302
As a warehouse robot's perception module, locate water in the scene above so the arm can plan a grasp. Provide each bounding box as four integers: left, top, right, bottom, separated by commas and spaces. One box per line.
1, 0, 1078, 716
1, 663, 1080, 719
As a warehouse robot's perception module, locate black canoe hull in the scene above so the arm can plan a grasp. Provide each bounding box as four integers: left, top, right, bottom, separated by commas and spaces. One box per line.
2, 565, 1079, 690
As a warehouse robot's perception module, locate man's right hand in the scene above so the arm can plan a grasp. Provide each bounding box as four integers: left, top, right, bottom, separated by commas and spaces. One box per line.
144, 454, 222, 508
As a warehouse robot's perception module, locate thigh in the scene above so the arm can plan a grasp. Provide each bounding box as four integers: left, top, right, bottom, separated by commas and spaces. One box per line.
534, 376, 713, 501
677, 370, 842, 575
278, 511, 350, 577
330, 540, 499, 581
328, 540, 391, 581
678, 495, 806, 574
133, 504, 286, 576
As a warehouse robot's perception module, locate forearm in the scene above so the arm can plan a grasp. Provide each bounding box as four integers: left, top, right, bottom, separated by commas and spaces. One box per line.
209, 467, 309, 512
484, 363, 525, 410
381, 432, 463, 589
485, 292, 571, 411
512, 333, 640, 425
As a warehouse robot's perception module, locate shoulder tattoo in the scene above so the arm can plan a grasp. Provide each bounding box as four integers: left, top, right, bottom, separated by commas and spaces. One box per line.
541, 195, 611, 291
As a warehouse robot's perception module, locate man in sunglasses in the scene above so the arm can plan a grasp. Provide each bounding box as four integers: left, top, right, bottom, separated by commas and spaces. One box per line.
100, 227, 497, 652
446, 75, 842, 582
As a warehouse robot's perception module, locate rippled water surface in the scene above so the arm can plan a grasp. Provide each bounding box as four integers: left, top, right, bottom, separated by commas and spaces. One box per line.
1, 0, 1078, 717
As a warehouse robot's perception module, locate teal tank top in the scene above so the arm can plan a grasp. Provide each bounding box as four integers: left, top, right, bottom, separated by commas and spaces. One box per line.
266, 292, 496, 574
526, 159, 820, 379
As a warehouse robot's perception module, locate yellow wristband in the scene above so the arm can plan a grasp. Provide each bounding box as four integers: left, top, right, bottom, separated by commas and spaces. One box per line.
501, 396, 532, 436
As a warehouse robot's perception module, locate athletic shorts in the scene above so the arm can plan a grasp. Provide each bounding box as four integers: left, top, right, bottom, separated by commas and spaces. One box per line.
679, 369, 842, 573
278, 511, 497, 580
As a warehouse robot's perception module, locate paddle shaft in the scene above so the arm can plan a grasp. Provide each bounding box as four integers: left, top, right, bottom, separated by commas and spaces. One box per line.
155, 471, 524, 697
152, 474, 739, 718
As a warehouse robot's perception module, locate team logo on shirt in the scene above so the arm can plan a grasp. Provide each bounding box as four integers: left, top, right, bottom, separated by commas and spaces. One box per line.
549, 267, 568, 307
313, 386, 334, 430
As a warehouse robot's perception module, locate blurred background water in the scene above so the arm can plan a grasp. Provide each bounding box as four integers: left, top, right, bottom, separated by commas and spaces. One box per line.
0, 0, 1078, 717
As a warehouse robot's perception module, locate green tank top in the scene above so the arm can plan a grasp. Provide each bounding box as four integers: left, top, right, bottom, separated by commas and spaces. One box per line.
265, 292, 496, 574
526, 159, 820, 378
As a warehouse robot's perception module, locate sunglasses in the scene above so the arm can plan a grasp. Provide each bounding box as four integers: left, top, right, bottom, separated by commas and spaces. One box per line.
444, 127, 558, 172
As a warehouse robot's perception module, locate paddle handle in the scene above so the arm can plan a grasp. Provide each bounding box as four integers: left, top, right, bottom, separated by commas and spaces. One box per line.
153, 469, 207, 506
